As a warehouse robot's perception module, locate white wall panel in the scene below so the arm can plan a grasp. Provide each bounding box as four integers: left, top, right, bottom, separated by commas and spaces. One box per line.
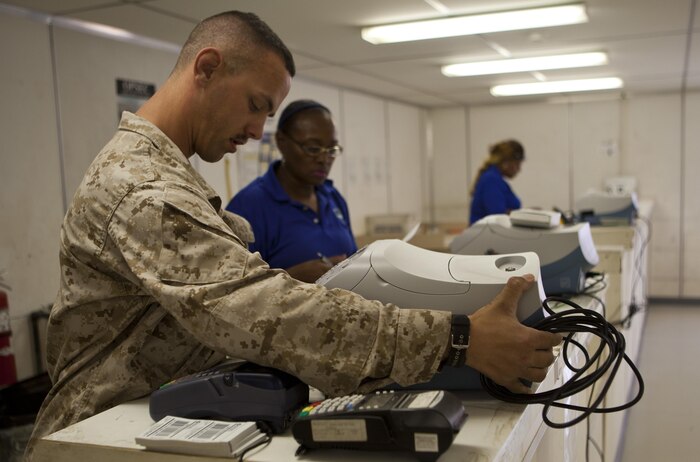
386, 102, 424, 220
342, 91, 389, 235
429, 108, 468, 223
469, 103, 570, 212
682, 92, 700, 297
0, 13, 63, 380
570, 100, 622, 205
621, 95, 682, 297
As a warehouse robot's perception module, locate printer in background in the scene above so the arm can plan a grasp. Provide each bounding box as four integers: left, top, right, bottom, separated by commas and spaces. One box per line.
604, 175, 637, 196
450, 210, 599, 296
575, 177, 639, 226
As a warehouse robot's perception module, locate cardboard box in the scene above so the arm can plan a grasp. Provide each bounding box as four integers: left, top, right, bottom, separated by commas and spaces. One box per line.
364, 214, 415, 236
355, 229, 456, 253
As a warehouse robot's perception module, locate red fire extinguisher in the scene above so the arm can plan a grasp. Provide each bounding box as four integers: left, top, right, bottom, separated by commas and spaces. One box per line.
0, 287, 17, 386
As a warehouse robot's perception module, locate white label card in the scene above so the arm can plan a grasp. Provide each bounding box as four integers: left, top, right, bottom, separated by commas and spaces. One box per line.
414, 432, 439, 453
408, 390, 442, 409
311, 419, 367, 442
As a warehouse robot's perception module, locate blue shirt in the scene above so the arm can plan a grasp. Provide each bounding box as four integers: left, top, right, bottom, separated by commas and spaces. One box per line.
226, 160, 357, 270
470, 165, 521, 224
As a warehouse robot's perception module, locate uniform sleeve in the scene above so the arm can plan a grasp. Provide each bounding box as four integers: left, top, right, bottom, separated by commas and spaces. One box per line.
220, 210, 254, 244
481, 176, 509, 215
109, 182, 451, 396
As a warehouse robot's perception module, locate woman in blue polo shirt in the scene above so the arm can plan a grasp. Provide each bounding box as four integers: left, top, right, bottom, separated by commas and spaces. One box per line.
226, 100, 357, 283
469, 139, 525, 225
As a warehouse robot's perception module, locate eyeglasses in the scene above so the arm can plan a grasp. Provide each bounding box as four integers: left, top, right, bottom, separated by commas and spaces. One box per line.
281, 132, 343, 158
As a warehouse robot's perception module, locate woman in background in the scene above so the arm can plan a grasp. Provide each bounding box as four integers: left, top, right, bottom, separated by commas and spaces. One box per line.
469, 139, 525, 224
226, 99, 356, 283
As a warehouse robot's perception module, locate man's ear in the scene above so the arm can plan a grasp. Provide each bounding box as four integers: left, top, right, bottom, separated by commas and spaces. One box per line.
193, 48, 223, 86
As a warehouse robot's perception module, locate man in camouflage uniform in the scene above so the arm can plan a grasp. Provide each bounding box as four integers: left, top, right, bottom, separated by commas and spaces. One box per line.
26, 10, 560, 460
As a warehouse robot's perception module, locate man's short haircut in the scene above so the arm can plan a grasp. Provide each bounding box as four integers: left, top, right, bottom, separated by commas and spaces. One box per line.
175, 11, 295, 77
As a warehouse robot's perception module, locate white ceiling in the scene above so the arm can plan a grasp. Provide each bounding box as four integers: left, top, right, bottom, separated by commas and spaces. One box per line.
3, 0, 699, 107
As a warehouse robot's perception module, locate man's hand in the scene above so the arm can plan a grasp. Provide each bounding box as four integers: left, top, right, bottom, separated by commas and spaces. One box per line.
285, 254, 347, 283
465, 274, 562, 394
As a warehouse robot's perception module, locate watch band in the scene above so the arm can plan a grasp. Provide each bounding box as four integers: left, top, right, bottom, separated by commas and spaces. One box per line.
448, 314, 470, 368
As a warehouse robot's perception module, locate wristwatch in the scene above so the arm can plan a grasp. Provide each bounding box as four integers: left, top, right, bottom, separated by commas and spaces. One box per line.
447, 314, 470, 368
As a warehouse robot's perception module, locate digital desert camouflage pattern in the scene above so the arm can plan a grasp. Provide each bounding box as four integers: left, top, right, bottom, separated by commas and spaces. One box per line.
26, 112, 451, 457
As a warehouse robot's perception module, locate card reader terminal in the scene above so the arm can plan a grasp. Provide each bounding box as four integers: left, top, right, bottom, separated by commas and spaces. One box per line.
149, 361, 309, 434
292, 390, 466, 462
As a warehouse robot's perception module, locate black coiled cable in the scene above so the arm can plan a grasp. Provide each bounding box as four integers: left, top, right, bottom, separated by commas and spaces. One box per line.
480, 295, 645, 429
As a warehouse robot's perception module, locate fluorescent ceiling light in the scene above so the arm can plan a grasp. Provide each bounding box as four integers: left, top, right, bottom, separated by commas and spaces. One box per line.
361, 3, 587, 44
442, 52, 608, 77
491, 77, 624, 96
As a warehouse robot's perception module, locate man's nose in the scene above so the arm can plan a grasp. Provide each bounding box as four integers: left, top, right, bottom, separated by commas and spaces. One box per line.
247, 120, 265, 141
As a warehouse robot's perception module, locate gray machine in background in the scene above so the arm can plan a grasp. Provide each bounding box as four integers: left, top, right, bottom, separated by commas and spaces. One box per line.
316, 239, 545, 390
575, 190, 638, 225
449, 214, 599, 295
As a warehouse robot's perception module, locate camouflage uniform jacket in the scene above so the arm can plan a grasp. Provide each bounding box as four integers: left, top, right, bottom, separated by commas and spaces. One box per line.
28, 112, 451, 453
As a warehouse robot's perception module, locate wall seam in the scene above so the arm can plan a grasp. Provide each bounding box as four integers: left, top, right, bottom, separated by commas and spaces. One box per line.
465, 106, 471, 221
419, 108, 427, 224
678, 0, 696, 296
568, 101, 575, 211
384, 101, 392, 213
425, 112, 435, 228
48, 22, 68, 214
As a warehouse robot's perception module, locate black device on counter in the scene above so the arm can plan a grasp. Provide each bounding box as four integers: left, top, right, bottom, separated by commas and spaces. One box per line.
149, 361, 309, 434
292, 389, 466, 462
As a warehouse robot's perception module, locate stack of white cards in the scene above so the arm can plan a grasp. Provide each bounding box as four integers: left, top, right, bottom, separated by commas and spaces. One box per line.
136, 416, 267, 458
